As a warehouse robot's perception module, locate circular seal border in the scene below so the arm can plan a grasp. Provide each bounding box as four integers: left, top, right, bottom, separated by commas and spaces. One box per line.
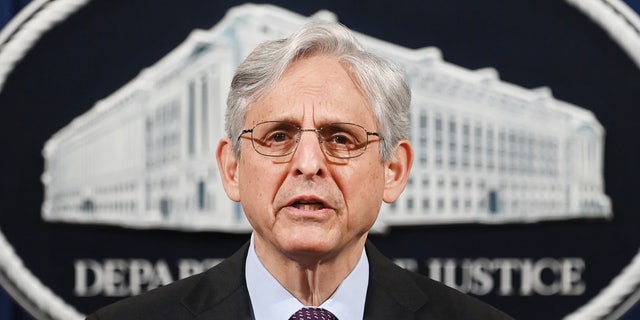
561, 2, 640, 318
0, 1, 92, 318
0, 0, 638, 319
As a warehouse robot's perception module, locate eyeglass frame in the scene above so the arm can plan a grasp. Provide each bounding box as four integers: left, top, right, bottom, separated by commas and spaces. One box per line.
237, 121, 382, 159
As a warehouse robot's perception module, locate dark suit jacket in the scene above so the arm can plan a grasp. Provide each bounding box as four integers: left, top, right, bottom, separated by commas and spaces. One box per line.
87, 242, 513, 319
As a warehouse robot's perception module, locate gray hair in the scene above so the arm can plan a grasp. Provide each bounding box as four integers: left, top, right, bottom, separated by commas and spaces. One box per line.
225, 21, 411, 161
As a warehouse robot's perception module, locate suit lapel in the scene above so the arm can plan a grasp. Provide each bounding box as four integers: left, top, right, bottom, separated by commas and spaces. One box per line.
181, 242, 254, 320
176, 241, 428, 320
364, 285, 417, 320
363, 242, 429, 320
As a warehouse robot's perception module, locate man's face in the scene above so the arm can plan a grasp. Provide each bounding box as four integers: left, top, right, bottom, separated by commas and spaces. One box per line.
221, 55, 402, 263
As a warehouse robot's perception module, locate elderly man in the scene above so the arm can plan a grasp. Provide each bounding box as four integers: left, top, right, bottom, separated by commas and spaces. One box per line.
87, 22, 513, 320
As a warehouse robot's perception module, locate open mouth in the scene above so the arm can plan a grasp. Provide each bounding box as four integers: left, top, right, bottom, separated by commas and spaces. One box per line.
291, 201, 326, 211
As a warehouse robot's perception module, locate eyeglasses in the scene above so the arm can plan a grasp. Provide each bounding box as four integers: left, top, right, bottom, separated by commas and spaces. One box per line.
238, 121, 382, 159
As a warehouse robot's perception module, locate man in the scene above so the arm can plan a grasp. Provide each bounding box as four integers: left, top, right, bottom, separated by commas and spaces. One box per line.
87, 22, 513, 320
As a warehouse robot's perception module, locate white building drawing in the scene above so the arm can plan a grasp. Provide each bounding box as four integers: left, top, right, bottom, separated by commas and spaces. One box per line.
40, 4, 611, 232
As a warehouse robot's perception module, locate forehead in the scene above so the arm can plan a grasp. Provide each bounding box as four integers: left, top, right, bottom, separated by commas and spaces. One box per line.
245, 55, 376, 127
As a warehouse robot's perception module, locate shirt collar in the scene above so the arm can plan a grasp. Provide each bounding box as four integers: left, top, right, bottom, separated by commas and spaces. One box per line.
246, 234, 369, 320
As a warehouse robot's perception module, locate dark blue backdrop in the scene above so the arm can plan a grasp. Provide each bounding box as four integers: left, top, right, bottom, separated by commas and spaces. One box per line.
0, 4, 34, 320
1, 0, 640, 319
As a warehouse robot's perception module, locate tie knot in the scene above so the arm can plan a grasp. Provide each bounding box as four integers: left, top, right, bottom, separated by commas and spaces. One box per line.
289, 307, 338, 320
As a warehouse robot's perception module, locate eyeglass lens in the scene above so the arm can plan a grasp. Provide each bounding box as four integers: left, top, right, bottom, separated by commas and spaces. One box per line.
249, 121, 370, 158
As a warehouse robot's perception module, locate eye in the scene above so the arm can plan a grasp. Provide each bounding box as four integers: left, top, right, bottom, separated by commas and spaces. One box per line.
267, 131, 292, 143
324, 131, 359, 151
256, 122, 299, 146
329, 134, 354, 145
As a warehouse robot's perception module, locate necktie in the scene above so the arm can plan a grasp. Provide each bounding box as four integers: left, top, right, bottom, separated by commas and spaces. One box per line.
289, 307, 338, 320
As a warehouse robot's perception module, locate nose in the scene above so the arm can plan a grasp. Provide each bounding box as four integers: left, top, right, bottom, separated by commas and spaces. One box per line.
290, 130, 326, 178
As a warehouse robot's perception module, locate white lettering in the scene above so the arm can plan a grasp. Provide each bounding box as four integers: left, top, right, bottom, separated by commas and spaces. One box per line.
178, 259, 202, 279
74, 259, 103, 297
426, 257, 586, 297
393, 258, 419, 272
103, 259, 129, 297
178, 258, 223, 279
520, 259, 534, 295
74, 258, 217, 297
427, 259, 443, 282
469, 258, 493, 295
150, 260, 174, 290
128, 259, 154, 295
532, 258, 561, 295
496, 259, 521, 296
562, 258, 586, 295
75, 257, 584, 298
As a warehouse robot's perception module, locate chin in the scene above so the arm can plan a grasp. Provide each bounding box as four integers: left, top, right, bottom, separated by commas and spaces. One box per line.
280, 235, 339, 257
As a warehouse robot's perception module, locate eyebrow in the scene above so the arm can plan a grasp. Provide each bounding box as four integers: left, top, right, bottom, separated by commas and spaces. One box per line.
256, 117, 354, 128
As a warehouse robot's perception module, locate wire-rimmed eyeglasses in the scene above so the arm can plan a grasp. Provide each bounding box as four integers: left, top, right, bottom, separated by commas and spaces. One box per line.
237, 121, 382, 159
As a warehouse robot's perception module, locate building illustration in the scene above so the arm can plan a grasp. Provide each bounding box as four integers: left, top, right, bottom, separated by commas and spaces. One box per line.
40, 4, 611, 232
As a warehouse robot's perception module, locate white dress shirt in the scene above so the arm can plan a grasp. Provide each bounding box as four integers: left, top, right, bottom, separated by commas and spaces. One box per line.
246, 234, 369, 320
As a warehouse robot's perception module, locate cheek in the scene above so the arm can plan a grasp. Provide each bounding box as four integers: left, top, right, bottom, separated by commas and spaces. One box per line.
237, 156, 281, 217
337, 163, 385, 221
239, 152, 276, 187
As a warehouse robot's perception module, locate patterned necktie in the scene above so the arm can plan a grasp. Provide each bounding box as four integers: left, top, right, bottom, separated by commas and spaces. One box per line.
288, 307, 338, 320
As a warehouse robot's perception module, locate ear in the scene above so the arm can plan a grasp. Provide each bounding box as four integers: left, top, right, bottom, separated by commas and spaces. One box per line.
216, 137, 241, 202
383, 140, 413, 203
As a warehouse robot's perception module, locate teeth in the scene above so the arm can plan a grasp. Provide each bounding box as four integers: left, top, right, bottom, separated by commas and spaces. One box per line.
293, 202, 324, 210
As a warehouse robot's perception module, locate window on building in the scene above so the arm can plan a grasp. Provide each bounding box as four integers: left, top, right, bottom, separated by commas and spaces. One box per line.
498, 130, 506, 172
198, 181, 206, 211
462, 121, 470, 168
449, 118, 457, 168
419, 112, 428, 166
508, 132, 517, 173
464, 199, 472, 211
201, 76, 209, 152
422, 198, 430, 211
488, 190, 499, 214
188, 81, 196, 156
160, 198, 171, 218
474, 124, 483, 169
435, 115, 443, 167
487, 128, 494, 170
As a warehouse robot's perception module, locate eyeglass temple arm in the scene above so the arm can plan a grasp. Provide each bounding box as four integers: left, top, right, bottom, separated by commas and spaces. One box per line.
237, 129, 253, 141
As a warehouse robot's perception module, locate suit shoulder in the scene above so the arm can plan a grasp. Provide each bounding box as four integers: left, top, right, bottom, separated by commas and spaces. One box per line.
366, 242, 513, 319
405, 270, 513, 319
85, 244, 250, 320
86, 272, 206, 320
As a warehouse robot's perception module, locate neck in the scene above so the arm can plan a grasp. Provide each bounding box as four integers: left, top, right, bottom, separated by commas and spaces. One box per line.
254, 235, 367, 306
